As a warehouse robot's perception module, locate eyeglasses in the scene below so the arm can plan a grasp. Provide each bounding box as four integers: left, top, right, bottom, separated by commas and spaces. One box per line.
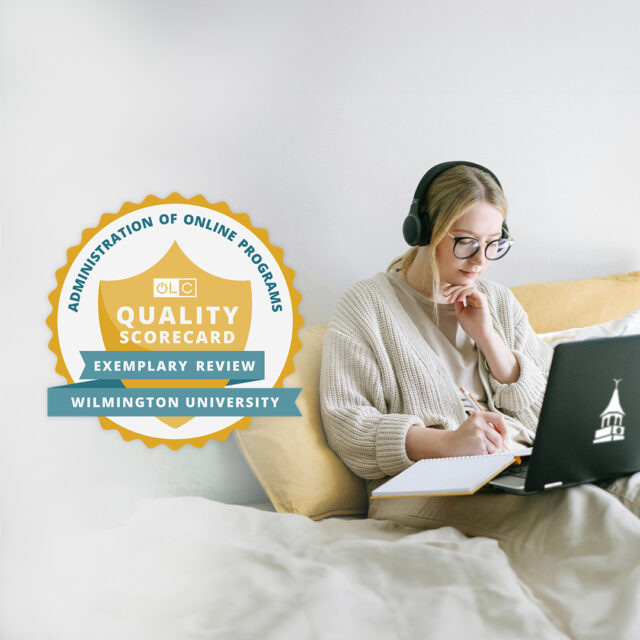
446, 231, 515, 261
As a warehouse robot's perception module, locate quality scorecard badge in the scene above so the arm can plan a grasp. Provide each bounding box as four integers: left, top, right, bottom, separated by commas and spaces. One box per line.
47, 194, 303, 449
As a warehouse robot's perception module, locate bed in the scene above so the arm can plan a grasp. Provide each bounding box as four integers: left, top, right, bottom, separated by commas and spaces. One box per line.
33, 489, 640, 639
27, 271, 640, 639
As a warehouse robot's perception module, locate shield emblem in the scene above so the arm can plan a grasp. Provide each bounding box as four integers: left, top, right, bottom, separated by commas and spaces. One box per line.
98, 241, 252, 428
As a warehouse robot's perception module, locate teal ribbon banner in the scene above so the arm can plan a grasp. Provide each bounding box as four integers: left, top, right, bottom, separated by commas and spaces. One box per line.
47, 381, 301, 417
79, 350, 264, 383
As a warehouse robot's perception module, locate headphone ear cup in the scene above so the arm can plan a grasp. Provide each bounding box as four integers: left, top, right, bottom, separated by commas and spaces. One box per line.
402, 213, 422, 246
403, 206, 432, 246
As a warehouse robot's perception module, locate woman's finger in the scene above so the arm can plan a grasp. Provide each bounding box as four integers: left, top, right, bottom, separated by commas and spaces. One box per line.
450, 285, 476, 297
444, 284, 472, 292
483, 424, 503, 450
445, 286, 473, 302
485, 412, 508, 438
463, 289, 480, 304
442, 284, 466, 293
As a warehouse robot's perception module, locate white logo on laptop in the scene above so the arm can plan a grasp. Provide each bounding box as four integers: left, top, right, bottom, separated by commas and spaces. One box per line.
593, 378, 626, 444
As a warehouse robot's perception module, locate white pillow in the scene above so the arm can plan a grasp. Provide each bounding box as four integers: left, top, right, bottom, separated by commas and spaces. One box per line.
538, 306, 640, 348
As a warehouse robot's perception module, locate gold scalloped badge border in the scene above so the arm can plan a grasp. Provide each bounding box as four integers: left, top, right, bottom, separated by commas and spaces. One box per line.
47, 193, 304, 450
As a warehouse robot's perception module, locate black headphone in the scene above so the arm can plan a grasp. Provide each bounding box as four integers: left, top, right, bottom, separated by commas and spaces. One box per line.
402, 160, 510, 246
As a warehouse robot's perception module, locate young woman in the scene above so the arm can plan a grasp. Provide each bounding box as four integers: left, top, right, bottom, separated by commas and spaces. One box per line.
319, 161, 640, 543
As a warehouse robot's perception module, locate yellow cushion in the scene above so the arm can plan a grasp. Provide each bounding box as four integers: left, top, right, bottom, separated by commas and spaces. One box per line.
510, 270, 640, 333
234, 324, 368, 520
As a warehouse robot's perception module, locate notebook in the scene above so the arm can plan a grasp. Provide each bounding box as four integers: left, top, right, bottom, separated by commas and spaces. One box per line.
371, 447, 532, 498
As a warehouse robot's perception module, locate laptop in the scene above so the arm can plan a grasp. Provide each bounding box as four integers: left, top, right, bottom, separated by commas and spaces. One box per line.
487, 333, 640, 495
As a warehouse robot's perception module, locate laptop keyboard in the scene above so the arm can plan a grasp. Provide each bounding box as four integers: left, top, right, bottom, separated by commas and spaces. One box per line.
496, 460, 530, 478
509, 464, 529, 478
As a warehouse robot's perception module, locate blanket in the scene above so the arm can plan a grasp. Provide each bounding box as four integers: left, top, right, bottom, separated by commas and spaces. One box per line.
14, 496, 640, 639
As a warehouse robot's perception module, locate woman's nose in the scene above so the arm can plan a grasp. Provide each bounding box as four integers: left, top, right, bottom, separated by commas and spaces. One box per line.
469, 250, 488, 267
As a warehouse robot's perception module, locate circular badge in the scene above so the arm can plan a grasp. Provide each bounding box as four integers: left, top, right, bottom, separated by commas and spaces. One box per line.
47, 194, 303, 449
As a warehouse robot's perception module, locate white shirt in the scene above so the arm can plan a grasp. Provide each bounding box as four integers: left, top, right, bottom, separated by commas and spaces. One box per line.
385, 269, 534, 448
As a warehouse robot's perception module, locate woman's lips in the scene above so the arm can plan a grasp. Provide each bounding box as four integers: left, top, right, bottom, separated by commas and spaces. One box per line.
460, 270, 479, 278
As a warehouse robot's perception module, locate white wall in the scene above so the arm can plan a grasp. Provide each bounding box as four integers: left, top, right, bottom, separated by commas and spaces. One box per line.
2, 0, 640, 604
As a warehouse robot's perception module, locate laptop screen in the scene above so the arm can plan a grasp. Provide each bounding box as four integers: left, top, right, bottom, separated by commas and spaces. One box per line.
524, 334, 640, 492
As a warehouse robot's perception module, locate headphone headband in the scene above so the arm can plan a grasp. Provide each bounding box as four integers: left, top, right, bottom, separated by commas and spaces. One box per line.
403, 160, 508, 246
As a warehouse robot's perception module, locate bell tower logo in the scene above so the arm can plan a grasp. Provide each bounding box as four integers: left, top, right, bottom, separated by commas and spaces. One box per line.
593, 378, 626, 444
47, 194, 303, 449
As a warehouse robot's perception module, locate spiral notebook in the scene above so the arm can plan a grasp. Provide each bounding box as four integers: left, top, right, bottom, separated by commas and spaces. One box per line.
370, 448, 532, 498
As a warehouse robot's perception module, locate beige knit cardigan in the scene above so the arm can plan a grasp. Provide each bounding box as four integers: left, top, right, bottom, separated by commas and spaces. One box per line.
319, 271, 554, 496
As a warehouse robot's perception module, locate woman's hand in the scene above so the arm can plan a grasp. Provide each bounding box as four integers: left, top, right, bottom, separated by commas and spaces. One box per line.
442, 283, 494, 342
442, 282, 521, 384
445, 411, 509, 456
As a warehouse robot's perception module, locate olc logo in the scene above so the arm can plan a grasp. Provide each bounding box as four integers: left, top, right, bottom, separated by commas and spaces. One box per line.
153, 278, 197, 298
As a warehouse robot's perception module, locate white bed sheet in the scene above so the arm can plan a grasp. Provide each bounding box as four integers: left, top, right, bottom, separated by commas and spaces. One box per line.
14, 496, 640, 639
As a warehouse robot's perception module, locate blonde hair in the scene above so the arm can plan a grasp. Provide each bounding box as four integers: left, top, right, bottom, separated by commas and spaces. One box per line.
387, 165, 508, 325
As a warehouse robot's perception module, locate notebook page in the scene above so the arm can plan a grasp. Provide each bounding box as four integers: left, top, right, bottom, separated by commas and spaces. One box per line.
371, 452, 518, 498
508, 447, 533, 456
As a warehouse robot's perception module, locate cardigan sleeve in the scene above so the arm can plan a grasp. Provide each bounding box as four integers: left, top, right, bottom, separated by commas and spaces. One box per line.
483, 289, 553, 416
319, 326, 423, 480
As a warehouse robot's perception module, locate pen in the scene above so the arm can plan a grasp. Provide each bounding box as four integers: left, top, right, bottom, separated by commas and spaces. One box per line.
458, 386, 510, 452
